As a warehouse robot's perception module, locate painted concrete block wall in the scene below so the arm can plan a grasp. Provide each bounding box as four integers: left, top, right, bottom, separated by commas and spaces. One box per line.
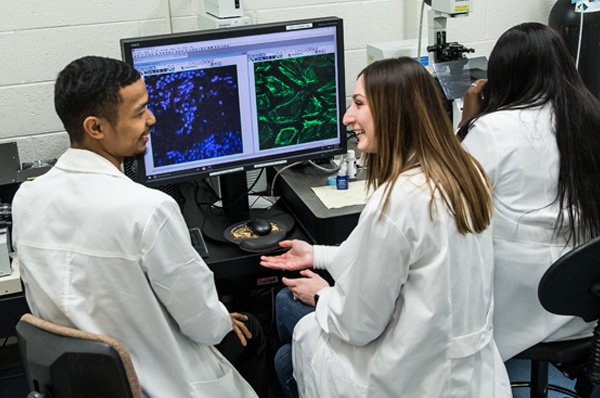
0, 0, 557, 164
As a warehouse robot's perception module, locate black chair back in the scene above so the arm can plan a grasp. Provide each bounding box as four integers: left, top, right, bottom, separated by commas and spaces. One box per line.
16, 314, 141, 398
539, 235, 600, 322
538, 235, 600, 398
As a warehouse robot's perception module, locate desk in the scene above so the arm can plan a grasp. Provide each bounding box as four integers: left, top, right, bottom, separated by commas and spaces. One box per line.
273, 163, 366, 245
177, 182, 310, 296
0, 258, 28, 338
0, 292, 28, 339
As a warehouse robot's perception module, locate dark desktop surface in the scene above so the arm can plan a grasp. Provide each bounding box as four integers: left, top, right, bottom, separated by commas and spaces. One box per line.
0, 291, 28, 339
178, 181, 309, 296
272, 162, 365, 246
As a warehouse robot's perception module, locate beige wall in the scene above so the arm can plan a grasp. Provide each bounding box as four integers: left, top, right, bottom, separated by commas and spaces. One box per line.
0, 0, 557, 163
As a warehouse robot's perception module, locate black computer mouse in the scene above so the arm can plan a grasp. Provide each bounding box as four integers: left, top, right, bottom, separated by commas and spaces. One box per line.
247, 219, 272, 236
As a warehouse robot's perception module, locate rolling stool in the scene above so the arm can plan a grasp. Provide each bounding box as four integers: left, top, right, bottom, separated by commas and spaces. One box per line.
511, 338, 591, 397
529, 235, 600, 398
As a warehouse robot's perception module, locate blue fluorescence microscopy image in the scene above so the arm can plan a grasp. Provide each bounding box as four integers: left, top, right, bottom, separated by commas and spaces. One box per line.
143, 65, 243, 167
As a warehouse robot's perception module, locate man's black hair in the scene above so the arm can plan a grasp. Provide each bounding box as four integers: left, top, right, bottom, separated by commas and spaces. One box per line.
54, 56, 141, 143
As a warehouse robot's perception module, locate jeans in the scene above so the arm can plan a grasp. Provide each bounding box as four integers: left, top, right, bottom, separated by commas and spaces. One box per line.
274, 288, 316, 398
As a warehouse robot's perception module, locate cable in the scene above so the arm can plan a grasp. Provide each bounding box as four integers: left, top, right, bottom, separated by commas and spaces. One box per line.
0, 373, 25, 382
249, 194, 277, 209
587, 323, 600, 384
417, 0, 427, 61
576, 2, 585, 69
164, 0, 173, 34
347, 129, 358, 143
202, 168, 266, 212
220, 168, 265, 209
271, 286, 276, 326
269, 157, 343, 198
307, 159, 339, 173
193, 178, 225, 233
270, 161, 305, 197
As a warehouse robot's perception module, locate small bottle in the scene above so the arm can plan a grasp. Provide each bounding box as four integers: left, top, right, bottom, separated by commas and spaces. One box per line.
336, 160, 349, 190
346, 150, 357, 181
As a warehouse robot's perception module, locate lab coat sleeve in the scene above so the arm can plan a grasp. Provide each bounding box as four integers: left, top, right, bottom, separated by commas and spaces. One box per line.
461, 119, 501, 186
314, 245, 347, 279
314, 201, 412, 347
140, 199, 232, 345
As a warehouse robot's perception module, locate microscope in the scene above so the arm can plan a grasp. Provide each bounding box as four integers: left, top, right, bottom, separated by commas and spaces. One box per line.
425, 0, 489, 126
425, 0, 475, 63
366, 0, 474, 66
365, 0, 486, 125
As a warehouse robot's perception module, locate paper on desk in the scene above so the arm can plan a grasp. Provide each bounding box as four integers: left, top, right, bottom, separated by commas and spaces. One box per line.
311, 180, 371, 209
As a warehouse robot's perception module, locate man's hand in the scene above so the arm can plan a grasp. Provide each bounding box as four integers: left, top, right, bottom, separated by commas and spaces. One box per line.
230, 312, 252, 346
260, 239, 314, 271
459, 78, 488, 128
283, 270, 330, 306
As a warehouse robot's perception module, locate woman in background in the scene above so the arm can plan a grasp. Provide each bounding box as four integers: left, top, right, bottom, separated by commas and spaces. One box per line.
261, 57, 511, 398
458, 22, 600, 361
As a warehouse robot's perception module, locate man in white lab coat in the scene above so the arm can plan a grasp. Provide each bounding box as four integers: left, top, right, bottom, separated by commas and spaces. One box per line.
12, 56, 266, 398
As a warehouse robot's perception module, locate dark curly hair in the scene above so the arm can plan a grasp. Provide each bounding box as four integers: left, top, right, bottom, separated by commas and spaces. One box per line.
54, 56, 141, 143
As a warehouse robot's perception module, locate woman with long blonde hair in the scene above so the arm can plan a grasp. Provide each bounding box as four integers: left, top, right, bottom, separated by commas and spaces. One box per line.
261, 57, 510, 397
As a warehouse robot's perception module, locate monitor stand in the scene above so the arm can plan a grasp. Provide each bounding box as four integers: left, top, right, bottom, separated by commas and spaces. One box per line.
201, 171, 295, 245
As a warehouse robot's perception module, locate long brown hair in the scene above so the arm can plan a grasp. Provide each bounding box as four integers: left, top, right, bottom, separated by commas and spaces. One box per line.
361, 57, 492, 234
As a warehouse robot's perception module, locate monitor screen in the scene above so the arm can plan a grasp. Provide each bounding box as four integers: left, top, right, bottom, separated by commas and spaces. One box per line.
120, 17, 346, 190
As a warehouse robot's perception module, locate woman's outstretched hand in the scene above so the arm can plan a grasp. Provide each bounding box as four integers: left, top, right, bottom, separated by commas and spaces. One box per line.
260, 239, 314, 271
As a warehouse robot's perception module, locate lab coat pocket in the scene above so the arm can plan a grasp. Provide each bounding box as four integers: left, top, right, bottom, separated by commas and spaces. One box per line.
189, 367, 237, 397
307, 334, 370, 397
447, 313, 493, 359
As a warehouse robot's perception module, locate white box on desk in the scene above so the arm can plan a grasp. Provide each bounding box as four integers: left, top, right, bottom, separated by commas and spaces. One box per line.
0, 255, 22, 296
0, 228, 11, 278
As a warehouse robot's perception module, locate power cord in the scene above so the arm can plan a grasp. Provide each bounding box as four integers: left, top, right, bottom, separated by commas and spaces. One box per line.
417, 0, 427, 61
269, 161, 305, 197
306, 159, 339, 173
268, 158, 343, 198
195, 168, 266, 213
576, 3, 585, 69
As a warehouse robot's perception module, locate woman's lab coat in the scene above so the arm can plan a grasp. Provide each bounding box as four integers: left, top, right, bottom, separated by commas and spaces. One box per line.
12, 149, 257, 398
292, 171, 512, 398
462, 104, 594, 361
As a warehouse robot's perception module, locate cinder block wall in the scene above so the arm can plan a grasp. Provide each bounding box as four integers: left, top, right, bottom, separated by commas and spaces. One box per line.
0, 0, 556, 164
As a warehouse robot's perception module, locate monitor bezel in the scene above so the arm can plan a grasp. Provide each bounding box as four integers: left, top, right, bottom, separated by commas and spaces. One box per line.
120, 16, 347, 188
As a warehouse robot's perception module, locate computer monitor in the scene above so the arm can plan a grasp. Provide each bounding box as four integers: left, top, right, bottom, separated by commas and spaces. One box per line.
120, 17, 347, 229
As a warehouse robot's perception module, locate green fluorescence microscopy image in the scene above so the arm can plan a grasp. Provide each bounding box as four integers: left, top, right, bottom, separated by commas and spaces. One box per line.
254, 53, 338, 150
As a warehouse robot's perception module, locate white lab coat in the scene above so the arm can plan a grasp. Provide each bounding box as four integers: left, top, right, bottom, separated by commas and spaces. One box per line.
12, 148, 257, 398
462, 104, 595, 361
292, 171, 512, 398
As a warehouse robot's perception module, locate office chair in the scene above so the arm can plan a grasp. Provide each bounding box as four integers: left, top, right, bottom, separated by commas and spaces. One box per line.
511, 235, 600, 398
511, 337, 591, 397
16, 313, 143, 398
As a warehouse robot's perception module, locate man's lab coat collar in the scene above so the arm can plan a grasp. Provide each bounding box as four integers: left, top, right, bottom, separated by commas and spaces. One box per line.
55, 148, 128, 179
